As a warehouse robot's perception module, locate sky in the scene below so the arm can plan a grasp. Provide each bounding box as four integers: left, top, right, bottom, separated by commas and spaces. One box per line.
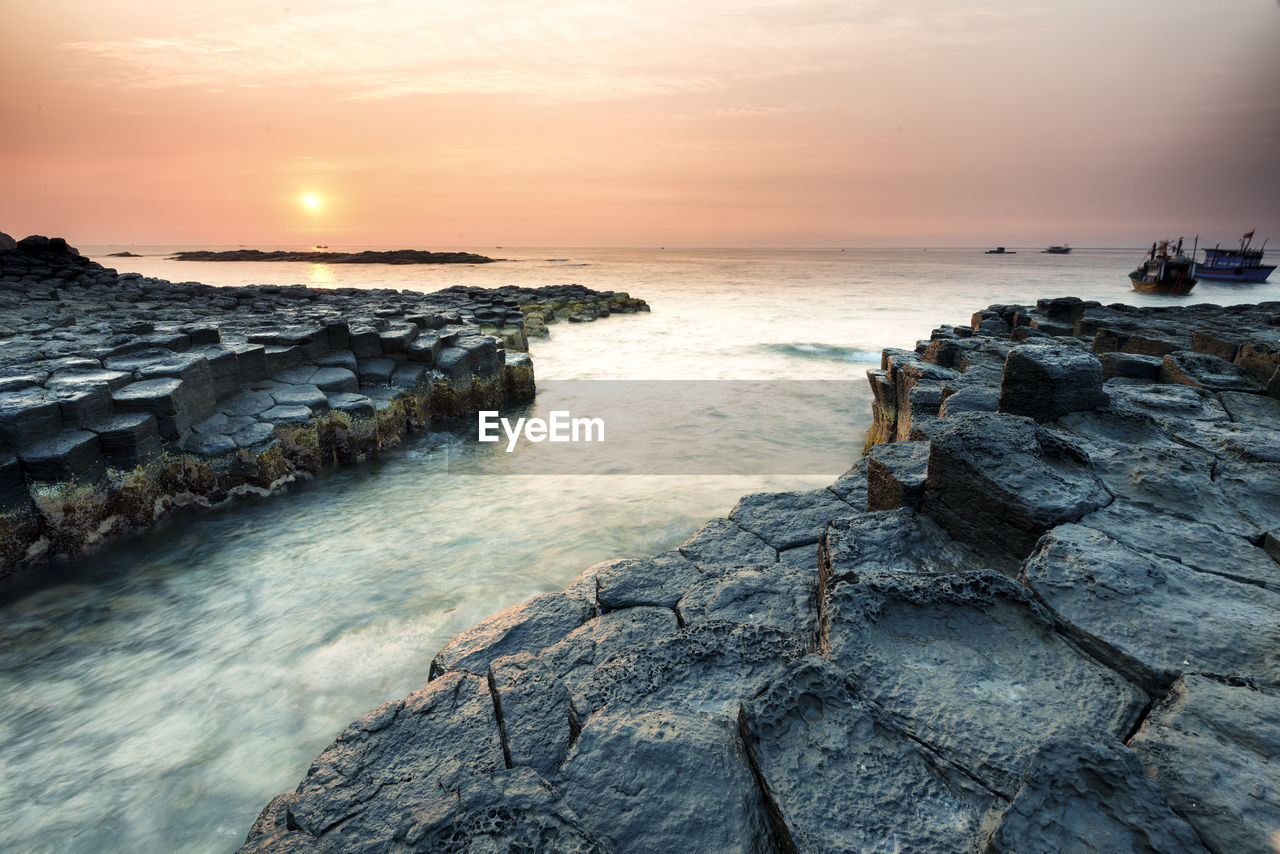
1, 0, 1278, 247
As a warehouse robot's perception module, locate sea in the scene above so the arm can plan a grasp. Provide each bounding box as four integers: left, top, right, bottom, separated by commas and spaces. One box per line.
2, 246, 1277, 853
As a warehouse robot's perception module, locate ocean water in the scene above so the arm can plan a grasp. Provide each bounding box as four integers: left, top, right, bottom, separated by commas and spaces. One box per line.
2, 246, 1278, 853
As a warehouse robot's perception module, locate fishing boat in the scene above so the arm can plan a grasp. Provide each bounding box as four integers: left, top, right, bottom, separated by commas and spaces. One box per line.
1130, 238, 1197, 294
1196, 231, 1274, 282
1043, 244, 1072, 254
985, 246, 1016, 254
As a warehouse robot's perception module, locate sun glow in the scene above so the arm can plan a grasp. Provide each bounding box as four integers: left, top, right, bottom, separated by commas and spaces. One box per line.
301, 194, 320, 210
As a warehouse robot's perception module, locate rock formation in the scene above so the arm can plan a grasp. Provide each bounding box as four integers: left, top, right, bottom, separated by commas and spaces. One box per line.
0, 235, 647, 579
242, 296, 1280, 853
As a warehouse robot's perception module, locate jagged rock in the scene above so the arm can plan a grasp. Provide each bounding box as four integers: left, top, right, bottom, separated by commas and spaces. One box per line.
90, 413, 162, 468
429, 592, 595, 678
998, 341, 1107, 422
488, 653, 578, 777
356, 358, 396, 387
1099, 351, 1163, 381
1129, 675, 1280, 854
866, 439, 929, 510
539, 606, 680, 698
594, 550, 699, 611
270, 384, 329, 411
260, 405, 313, 425
987, 738, 1208, 853
232, 422, 276, 449
325, 393, 375, 419
920, 412, 1111, 560
112, 377, 197, 440
826, 458, 869, 509
283, 671, 505, 851
18, 429, 105, 483
1160, 350, 1263, 392
676, 562, 818, 646
0, 453, 30, 510
678, 517, 777, 569
385, 767, 606, 853
826, 570, 1147, 797
820, 508, 998, 581
742, 656, 1001, 853
575, 622, 803, 719
1080, 501, 1280, 590
558, 710, 773, 854
1022, 523, 1280, 691
727, 488, 850, 550
0, 388, 62, 453
937, 384, 999, 416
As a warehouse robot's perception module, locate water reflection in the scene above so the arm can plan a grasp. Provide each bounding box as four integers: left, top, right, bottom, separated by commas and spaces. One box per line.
306, 263, 333, 285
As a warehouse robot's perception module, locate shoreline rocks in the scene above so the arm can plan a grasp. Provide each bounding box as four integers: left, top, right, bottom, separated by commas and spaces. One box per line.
243, 296, 1279, 853
170, 248, 498, 264
0, 233, 648, 582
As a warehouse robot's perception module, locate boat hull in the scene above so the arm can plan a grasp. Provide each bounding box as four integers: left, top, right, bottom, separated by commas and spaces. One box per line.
1193, 265, 1275, 283
1130, 268, 1197, 294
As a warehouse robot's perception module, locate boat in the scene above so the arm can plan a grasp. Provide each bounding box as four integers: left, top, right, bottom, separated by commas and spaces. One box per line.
985, 246, 1016, 254
1196, 231, 1274, 282
1130, 238, 1197, 294
1043, 244, 1072, 254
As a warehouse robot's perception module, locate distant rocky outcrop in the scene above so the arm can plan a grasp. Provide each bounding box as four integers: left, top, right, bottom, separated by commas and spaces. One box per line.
0, 235, 648, 579
242, 297, 1279, 853
171, 248, 497, 264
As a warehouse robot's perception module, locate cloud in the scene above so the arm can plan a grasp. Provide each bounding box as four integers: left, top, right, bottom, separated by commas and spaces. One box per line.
59, 0, 1025, 103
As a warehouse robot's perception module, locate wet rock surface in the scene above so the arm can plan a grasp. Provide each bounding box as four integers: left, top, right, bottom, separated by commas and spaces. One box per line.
243, 297, 1280, 852
0, 234, 647, 578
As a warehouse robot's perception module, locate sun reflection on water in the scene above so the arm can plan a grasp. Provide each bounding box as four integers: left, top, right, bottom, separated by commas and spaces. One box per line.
307, 263, 334, 284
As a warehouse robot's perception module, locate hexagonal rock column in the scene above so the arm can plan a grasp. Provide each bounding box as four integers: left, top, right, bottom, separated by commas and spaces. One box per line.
998, 342, 1107, 422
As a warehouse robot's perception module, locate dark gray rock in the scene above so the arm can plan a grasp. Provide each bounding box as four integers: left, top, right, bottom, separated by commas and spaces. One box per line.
1099, 351, 1164, 381
728, 488, 849, 550
0, 453, 29, 511
260, 405, 313, 425
676, 562, 818, 647
998, 342, 1107, 422
937, 384, 999, 416
742, 655, 1001, 853
920, 412, 1111, 560
356, 358, 396, 387
0, 388, 62, 454
826, 571, 1147, 797
309, 367, 357, 394
1081, 501, 1280, 590
866, 439, 929, 511
221, 390, 277, 418
678, 517, 776, 569
48, 383, 114, 428
1161, 350, 1263, 392
1129, 675, 1280, 854
112, 378, 196, 440
313, 350, 358, 373
558, 710, 773, 854
539, 606, 680, 699
594, 550, 700, 611
19, 429, 105, 483
1023, 525, 1280, 689
232, 422, 276, 449
826, 457, 868, 510
389, 363, 426, 390
271, 384, 329, 411
325, 393, 375, 419
429, 592, 595, 678
90, 413, 162, 469
384, 767, 606, 854
285, 671, 505, 852
987, 738, 1208, 853
488, 653, 578, 777
1218, 389, 1280, 424
575, 622, 803, 719
435, 346, 469, 381
820, 508, 998, 581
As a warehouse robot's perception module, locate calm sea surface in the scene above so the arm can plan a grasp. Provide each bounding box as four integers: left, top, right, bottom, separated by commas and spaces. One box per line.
3, 247, 1277, 852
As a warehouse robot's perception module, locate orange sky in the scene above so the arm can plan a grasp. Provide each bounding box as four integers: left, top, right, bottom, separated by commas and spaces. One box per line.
2, 0, 1277, 247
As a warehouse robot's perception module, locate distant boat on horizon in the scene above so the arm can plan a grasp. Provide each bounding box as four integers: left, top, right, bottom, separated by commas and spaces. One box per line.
1130, 237, 1197, 294
1196, 231, 1274, 282
1043, 244, 1072, 254
984, 246, 1016, 254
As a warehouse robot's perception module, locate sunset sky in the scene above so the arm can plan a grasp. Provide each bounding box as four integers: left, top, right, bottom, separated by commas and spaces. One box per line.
2, 0, 1277, 247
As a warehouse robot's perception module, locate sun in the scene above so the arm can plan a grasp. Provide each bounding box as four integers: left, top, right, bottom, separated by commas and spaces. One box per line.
301, 194, 321, 210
